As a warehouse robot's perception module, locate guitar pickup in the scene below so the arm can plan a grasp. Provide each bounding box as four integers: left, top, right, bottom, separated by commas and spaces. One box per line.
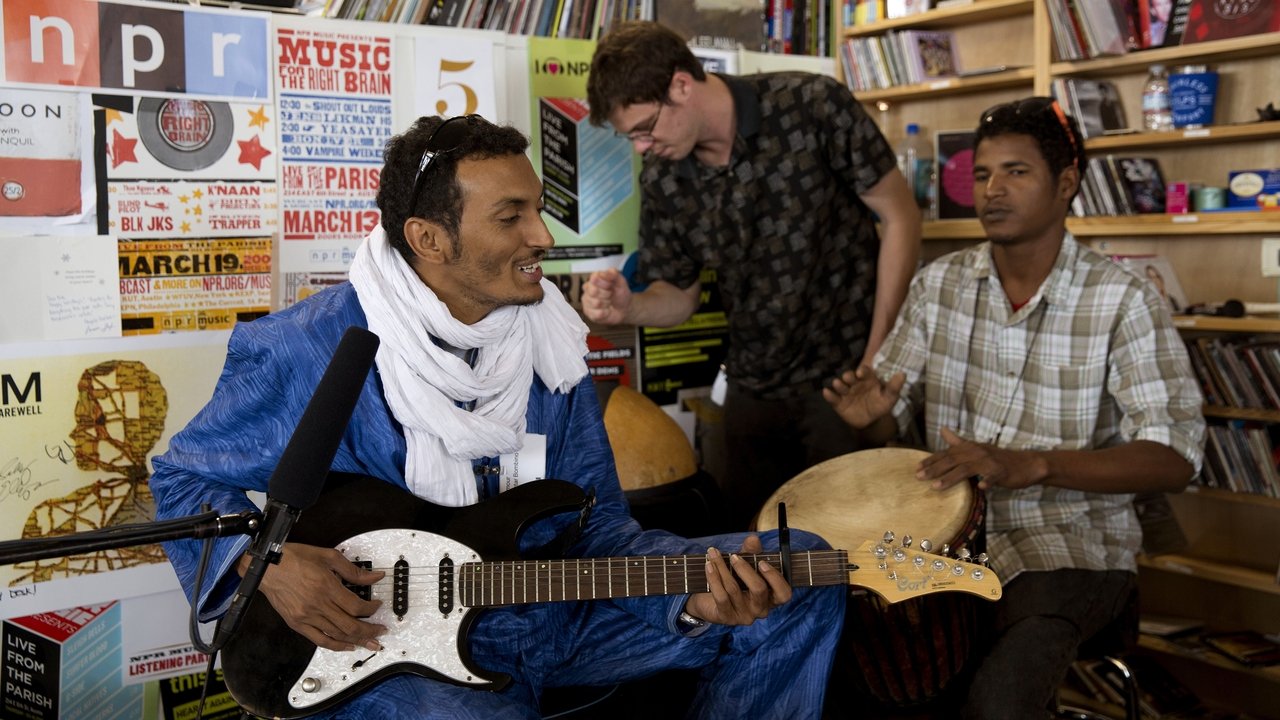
438, 555, 454, 617
344, 560, 373, 602
393, 557, 409, 620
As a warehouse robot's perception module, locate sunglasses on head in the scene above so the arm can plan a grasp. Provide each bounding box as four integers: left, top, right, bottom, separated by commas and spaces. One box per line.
410, 115, 477, 206
980, 97, 1080, 169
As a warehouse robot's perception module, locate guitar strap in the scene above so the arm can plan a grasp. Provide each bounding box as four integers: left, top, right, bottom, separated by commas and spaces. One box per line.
527, 488, 596, 560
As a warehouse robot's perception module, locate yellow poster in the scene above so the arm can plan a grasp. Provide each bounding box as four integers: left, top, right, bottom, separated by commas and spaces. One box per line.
0, 333, 229, 615
528, 37, 639, 272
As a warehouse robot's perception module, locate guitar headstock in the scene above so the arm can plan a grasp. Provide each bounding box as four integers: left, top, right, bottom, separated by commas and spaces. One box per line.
846, 539, 1003, 604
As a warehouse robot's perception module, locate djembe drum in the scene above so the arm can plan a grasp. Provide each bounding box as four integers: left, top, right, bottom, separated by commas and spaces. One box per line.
757, 447, 988, 709
597, 382, 724, 537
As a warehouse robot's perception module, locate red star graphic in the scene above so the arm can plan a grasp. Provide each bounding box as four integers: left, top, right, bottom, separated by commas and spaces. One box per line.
110, 129, 139, 169
237, 135, 272, 170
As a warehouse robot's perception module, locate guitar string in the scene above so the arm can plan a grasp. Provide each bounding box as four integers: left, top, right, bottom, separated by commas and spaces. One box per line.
342, 551, 857, 576
340, 552, 971, 575
333, 554, 985, 589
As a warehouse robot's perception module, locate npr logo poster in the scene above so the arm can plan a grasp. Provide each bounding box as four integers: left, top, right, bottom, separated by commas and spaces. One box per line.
1, 0, 270, 99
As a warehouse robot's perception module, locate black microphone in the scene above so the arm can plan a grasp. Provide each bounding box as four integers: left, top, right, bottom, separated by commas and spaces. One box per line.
213, 325, 380, 649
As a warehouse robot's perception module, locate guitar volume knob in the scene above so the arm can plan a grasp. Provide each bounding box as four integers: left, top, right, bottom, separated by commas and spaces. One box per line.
301, 677, 321, 693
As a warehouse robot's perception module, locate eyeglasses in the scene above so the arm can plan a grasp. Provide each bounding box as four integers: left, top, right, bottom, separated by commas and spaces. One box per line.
411, 115, 475, 206
615, 102, 664, 142
979, 97, 1080, 168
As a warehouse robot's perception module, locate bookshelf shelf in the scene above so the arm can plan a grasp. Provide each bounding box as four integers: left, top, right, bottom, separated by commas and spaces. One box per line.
1084, 121, 1280, 152
921, 218, 984, 239
1049, 31, 1280, 78
1139, 635, 1280, 684
1203, 406, 1280, 423
854, 66, 1034, 102
845, 0, 1032, 37
1067, 212, 1280, 237
1138, 553, 1280, 597
1172, 316, 1280, 334
922, 214, 1280, 241
1184, 484, 1280, 510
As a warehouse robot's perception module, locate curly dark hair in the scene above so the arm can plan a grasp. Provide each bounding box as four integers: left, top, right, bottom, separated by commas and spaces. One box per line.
974, 97, 1087, 187
587, 21, 706, 127
376, 115, 530, 263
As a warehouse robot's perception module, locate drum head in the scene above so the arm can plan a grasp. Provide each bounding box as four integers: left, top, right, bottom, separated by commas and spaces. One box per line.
757, 447, 973, 552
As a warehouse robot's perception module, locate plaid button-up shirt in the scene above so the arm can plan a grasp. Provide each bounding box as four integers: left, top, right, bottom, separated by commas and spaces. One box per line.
876, 235, 1205, 581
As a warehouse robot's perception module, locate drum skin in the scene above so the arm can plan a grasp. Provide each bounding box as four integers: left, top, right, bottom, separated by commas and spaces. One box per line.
758, 447, 987, 708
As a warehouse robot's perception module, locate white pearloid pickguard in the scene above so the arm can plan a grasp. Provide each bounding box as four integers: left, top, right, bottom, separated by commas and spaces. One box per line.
287, 529, 485, 712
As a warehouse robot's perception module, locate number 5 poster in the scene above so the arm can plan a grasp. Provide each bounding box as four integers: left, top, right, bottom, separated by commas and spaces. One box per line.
413, 32, 500, 122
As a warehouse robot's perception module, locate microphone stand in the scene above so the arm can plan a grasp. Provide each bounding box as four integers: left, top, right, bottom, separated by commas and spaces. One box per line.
0, 510, 262, 566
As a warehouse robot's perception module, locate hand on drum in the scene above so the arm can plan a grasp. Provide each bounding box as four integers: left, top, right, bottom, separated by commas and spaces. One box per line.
919, 428, 1046, 491
821, 366, 906, 429
683, 535, 792, 627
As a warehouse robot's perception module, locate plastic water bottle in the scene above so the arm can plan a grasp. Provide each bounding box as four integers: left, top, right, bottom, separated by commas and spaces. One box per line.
1142, 64, 1174, 132
897, 124, 934, 215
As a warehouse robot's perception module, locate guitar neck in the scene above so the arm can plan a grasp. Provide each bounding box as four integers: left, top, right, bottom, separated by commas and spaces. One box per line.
459, 550, 850, 607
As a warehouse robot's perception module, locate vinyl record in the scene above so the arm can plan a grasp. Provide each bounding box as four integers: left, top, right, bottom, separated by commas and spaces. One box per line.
136, 97, 234, 171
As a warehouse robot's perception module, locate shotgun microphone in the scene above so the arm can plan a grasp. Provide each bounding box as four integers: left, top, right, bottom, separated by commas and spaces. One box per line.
213, 326, 380, 650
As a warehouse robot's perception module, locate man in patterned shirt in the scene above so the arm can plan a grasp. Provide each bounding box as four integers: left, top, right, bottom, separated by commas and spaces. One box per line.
823, 97, 1205, 717
584, 21, 922, 529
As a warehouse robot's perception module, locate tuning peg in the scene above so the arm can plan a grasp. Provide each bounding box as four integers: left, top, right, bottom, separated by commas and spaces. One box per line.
976, 552, 990, 567
882, 531, 895, 544
940, 544, 952, 557
920, 539, 933, 553
873, 544, 887, 559
901, 535, 913, 548
957, 548, 971, 562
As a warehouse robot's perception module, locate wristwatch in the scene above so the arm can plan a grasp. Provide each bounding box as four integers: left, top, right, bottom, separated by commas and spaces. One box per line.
676, 610, 708, 633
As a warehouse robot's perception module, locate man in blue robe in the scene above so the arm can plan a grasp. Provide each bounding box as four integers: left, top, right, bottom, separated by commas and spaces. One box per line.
151, 115, 843, 719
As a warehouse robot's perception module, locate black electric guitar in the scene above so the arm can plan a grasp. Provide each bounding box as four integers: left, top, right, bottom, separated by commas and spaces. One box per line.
220, 473, 1002, 718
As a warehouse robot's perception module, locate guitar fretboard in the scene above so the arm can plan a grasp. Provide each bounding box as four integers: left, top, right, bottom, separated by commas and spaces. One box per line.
457, 550, 850, 607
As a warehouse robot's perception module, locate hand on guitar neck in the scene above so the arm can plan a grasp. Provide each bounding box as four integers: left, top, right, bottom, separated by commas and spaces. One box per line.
682, 536, 792, 626
236, 543, 387, 653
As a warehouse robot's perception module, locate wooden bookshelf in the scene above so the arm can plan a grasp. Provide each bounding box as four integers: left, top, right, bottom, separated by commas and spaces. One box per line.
845, 0, 1032, 37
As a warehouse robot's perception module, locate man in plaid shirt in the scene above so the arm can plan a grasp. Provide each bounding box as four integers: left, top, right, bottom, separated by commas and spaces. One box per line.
824, 97, 1205, 718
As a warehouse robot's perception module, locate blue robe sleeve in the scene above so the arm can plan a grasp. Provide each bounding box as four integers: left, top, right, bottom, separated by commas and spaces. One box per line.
530, 375, 723, 631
